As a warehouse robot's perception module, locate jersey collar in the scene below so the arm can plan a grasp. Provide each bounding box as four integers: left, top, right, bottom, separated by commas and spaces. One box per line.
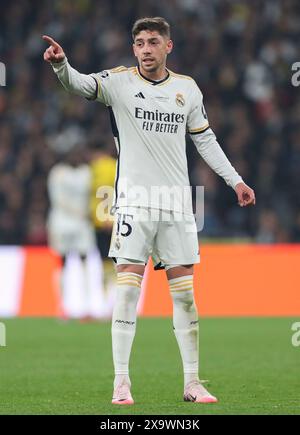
136, 66, 171, 86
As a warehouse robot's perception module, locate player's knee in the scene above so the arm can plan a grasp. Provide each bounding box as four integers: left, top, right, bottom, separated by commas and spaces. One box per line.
116, 273, 142, 305
116, 264, 145, 276
166, 264, 194, 280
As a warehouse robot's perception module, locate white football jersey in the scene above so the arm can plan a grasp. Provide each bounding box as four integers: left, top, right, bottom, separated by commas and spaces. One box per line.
52, 60, 243, 215
48, 163, 92, 229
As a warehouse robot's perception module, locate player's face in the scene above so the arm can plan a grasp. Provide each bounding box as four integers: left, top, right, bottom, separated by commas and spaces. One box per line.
133, 30, 173, 74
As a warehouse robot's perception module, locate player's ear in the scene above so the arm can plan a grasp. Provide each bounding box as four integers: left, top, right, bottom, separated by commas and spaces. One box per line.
166, 39, 173, 55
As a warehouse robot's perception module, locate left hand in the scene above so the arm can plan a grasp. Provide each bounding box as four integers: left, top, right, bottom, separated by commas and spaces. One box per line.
235, 182, 256, 207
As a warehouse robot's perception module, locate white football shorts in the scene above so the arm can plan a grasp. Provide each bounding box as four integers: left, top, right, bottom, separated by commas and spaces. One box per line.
108, 207, 200, 267
48, 219, 96, 256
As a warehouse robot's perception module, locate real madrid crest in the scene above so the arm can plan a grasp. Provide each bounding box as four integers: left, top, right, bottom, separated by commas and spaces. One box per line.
175, 93, 185, 107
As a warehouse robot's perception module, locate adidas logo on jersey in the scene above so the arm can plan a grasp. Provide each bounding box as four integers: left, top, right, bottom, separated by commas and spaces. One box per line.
134, 92, 145, 99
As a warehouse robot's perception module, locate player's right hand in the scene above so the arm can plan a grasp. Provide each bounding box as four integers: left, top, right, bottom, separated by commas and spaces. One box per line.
42, 35, 65, 63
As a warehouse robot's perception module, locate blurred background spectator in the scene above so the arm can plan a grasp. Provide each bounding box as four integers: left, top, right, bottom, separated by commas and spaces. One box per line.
0, 0, 299, 244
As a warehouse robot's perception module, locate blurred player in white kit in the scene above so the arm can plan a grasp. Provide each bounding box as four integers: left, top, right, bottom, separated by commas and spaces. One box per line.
47, 147, 102, 320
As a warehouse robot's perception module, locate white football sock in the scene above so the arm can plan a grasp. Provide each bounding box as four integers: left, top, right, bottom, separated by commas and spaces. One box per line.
169, 275, 200, 387
113, 374, 131, 389
112, 272, 142, 387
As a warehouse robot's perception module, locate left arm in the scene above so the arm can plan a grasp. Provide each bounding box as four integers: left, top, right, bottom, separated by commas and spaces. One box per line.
187, 83, 255, 207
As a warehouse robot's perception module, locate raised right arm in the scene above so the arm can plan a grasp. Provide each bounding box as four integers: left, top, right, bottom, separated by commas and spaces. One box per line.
42, 35, 98, 100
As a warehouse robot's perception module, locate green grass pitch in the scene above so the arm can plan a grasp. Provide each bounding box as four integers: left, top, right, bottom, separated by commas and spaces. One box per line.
0, 317, 299, 415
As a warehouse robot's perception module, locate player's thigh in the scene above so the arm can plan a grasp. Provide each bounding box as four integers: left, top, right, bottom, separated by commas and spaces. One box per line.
48, 228, 76, 255
116, 258, 145, 276
109, 207, 157, 263
166, 264, 194, 280
155, 212, 200, 266
49, 223, 95, 256
73, 223, 96, 255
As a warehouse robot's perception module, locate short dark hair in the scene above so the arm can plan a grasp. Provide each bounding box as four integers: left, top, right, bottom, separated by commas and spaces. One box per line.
132, 17, 171, 40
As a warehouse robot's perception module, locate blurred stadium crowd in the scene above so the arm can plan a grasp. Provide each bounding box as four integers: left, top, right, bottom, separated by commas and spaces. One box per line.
0, 0, 299, 245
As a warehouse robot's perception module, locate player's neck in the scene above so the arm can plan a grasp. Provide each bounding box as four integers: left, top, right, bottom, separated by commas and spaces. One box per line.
138, 64, 168, 82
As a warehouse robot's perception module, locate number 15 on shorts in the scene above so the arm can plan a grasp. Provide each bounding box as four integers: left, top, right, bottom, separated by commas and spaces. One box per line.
116, 214, 133, 237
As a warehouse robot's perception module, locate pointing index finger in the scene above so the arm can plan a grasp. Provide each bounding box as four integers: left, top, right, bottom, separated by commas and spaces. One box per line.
42, 35, 59, 48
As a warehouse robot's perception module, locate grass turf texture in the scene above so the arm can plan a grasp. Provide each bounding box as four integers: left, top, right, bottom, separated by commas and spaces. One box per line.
0, 317, 299, 415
